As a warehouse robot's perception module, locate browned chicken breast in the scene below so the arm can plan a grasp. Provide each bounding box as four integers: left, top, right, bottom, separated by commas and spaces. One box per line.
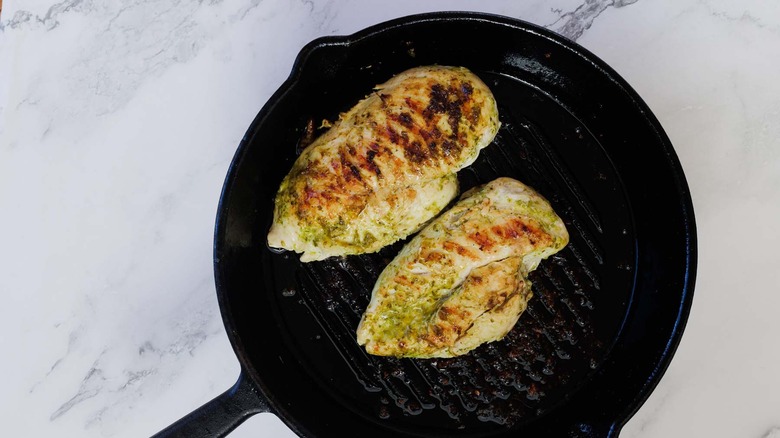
267, 66, 500, 262
356, 177, 569, 358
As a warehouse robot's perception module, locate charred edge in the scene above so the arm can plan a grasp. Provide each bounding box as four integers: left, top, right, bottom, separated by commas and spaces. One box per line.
398, 112, 414, 128
365, 148, 382, 177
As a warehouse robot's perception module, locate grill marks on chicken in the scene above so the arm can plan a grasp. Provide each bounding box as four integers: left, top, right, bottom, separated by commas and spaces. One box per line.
267, 66, 500, 262
356, 178, 569, 358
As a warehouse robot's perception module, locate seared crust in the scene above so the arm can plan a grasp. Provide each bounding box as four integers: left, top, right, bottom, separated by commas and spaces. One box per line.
356, 178, 569, 358
267, 66, 500, 262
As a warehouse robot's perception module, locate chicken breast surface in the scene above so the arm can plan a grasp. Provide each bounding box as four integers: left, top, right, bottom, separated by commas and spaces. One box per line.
267, 66, 500, 262
356, 177, 569, 358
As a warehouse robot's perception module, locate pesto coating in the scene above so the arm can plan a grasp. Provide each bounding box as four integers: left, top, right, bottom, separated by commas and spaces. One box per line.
357, 178, 569, 358
267, 66, 500, 262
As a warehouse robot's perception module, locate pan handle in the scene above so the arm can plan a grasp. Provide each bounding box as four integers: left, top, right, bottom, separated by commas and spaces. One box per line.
151, 371, 270, 438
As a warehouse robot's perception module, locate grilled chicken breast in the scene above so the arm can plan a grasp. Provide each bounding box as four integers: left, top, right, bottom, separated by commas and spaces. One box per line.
356, 178, 569, 358
267, 66, 500, 262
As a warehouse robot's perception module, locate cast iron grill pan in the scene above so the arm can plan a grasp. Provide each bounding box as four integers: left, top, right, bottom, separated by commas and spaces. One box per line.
153, 12, 696, 438
268, 86, 636, 433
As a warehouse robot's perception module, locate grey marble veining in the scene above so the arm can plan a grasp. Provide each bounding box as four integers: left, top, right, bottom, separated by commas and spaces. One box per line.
547, 0, 639, 40
2, 0, 779, 437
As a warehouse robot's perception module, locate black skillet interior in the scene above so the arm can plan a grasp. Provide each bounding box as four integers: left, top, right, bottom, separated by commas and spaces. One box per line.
214, 12, 696, 438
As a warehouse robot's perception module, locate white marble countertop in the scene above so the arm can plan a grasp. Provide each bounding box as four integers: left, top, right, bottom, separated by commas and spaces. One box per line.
2, 0, 779, 437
